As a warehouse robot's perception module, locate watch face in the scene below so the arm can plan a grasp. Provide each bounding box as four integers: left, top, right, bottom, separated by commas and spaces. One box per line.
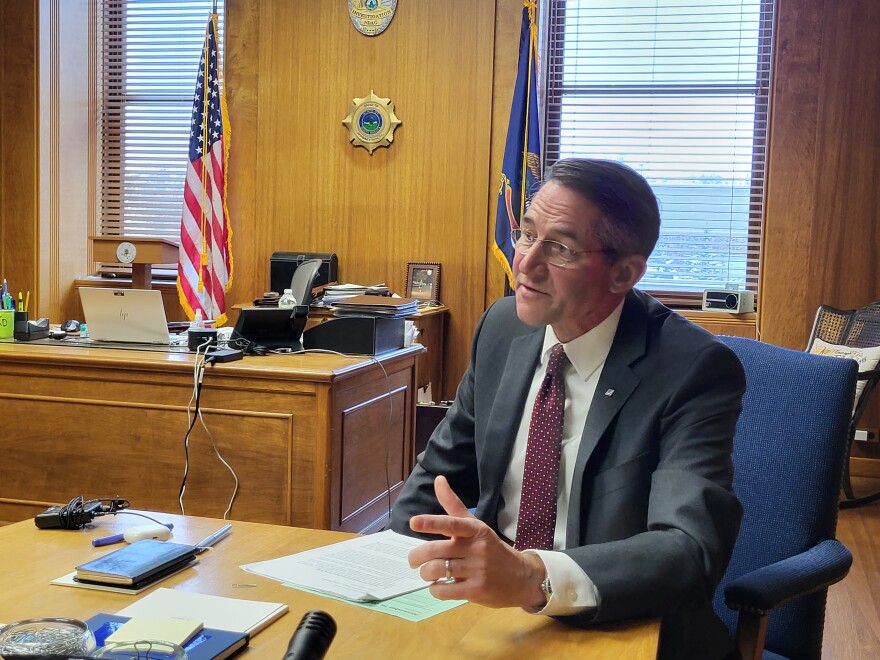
116, 241, 137, 264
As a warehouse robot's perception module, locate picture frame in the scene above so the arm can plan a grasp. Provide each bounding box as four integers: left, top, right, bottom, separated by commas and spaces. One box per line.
405, 262, 441, 302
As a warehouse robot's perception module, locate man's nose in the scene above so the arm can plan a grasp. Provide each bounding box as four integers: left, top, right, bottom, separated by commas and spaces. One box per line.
517, 242, 548, 274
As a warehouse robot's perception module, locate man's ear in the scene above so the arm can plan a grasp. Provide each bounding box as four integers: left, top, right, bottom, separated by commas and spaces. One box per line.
609, 255, 647, 294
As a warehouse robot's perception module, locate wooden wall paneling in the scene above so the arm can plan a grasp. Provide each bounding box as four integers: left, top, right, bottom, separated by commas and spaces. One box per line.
761, 0, 880, 438
757, 0, 822, 352
225, 1, 496, 400
39, 0, 93, 325
224, 0, 261, 317
680, 312, 757, 339
761, 0, 880, 349
809, 0, 880, 311
815, 0, 880, 452
0, 1, 38, 311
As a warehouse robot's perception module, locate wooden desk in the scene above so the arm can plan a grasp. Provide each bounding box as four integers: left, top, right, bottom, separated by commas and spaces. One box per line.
305, 305, 449, 399
0, 342, 423, 533
0, 513, 661, 658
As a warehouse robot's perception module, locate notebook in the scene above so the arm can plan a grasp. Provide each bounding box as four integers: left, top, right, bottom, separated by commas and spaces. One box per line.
117, 587, 289, 636
79, 287, 172, 344
74, 539, 198, 586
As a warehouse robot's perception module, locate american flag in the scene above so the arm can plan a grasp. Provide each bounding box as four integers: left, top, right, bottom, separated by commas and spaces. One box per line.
177, 14, 233, 325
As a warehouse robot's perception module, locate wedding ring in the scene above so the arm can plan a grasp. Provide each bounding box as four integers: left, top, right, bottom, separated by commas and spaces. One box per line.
444, 558, 453, 581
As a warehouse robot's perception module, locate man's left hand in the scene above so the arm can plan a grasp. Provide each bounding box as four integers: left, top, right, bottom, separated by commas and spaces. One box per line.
408, 475, 546, 610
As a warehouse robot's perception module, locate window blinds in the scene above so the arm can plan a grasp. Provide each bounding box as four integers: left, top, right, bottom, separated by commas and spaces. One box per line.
544, 0, 774, 300
97, 0, 224, 255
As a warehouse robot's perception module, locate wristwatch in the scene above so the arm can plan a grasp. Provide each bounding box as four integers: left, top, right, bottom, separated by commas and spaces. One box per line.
540, 574, 553, 604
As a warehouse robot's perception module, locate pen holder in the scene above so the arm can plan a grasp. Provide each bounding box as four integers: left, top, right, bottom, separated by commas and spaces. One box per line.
0, 309, 13, 342
13, 310, 29, 335
13, 312, 51, 341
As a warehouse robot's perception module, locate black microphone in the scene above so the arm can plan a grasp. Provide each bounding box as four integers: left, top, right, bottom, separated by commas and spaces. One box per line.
282, 610, 337, 660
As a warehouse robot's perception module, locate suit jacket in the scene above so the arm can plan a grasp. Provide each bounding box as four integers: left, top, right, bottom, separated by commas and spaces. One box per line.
389, 290, 746, 659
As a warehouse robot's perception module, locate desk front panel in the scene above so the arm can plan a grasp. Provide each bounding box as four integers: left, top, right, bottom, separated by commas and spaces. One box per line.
0, 344, 421, 532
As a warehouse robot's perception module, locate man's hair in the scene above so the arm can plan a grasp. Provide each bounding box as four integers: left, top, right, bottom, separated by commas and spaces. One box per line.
543, 158, 660, 259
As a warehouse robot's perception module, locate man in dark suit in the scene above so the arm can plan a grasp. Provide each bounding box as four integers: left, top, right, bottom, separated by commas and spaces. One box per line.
389, 158, 745, 659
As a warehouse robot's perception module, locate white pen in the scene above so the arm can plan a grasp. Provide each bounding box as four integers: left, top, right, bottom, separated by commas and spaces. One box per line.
194, 523, 233, 553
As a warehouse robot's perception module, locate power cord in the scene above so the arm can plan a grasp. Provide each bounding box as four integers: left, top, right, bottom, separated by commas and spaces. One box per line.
178, 338, 239, 519
34, 496, 131, 529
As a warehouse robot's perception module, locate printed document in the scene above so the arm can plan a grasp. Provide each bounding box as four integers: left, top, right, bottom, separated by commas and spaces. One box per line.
240, 530, 428, 602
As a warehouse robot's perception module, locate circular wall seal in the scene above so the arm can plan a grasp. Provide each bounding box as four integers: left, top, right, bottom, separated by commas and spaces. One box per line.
342, 90, 402, 154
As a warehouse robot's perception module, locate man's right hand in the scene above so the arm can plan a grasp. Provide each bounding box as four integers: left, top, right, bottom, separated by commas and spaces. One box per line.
407, 476, 546, 610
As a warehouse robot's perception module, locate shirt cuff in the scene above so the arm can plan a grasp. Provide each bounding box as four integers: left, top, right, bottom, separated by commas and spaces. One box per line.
523, 549, 600, 616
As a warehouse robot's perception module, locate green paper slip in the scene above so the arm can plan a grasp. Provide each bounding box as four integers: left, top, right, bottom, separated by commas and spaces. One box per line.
287, 584, 467, 622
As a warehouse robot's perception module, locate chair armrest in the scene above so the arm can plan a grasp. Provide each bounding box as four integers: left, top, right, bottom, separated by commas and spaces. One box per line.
724, 539, 852, 615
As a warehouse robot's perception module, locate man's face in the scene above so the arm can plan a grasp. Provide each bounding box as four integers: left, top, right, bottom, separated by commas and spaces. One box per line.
513, 181, 635, 342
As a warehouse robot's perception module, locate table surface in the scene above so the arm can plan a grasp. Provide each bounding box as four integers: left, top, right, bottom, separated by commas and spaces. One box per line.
0, 513, 660, 658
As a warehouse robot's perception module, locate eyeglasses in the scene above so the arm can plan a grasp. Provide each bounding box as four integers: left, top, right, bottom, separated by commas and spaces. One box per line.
510, 228, 609, 267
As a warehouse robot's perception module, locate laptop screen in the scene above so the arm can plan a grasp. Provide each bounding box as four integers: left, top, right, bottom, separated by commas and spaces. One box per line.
78, 288, 171, 345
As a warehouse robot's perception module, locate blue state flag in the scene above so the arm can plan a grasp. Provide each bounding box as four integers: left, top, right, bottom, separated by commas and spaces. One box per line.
493, 0, 542, 291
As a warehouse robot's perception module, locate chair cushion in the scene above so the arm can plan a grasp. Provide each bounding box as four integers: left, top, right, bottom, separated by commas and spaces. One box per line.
808, 338, 880, 402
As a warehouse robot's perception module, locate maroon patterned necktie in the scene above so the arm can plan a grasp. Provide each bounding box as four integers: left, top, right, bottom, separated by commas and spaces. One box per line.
514, 343, 570, 551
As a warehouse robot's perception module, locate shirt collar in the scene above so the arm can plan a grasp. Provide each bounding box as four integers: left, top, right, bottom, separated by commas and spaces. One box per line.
541, 300, 624, 380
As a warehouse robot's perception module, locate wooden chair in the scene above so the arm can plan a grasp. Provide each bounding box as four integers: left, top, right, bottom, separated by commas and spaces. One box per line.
806, 301, 880, 507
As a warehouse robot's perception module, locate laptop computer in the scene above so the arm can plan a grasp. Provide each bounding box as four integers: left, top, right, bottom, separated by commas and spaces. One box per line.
78, 288, 172, 345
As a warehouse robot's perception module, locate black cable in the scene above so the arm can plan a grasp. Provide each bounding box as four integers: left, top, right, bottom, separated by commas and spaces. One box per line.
36, 497, 131, 530
178, 359, 206, 510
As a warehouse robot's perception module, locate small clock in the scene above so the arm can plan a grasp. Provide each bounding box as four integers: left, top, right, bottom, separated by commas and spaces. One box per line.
116, 241, 137, 264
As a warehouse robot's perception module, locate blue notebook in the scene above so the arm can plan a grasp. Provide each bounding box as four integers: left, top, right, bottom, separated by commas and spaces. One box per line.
86, 613, 249, 660
75, 540, 198, 586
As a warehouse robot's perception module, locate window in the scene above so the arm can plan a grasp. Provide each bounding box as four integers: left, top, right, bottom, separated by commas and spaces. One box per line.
544, 0, 774, 304
97, 0, 224, 263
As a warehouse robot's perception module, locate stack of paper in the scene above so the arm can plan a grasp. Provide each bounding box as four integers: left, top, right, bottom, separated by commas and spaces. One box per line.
331, 295, 419, 319
321, 283, 373, 305
240, 530, 428, 602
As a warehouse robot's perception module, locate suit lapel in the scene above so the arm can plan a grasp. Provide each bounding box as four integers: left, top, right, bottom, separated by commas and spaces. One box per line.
480, 329, 543, 521
567, 291, 648, 544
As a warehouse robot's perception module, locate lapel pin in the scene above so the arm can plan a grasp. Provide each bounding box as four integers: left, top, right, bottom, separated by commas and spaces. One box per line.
605, 389, 615, 396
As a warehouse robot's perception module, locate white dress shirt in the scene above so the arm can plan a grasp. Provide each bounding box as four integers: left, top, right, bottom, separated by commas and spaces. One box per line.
496, 301, 623, 615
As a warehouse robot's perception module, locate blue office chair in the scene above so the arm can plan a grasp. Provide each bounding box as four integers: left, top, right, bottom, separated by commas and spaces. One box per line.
715, 337, 857, 660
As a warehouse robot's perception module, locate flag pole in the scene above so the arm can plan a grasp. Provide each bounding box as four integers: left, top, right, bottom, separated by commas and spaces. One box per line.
520, 0, 538, 218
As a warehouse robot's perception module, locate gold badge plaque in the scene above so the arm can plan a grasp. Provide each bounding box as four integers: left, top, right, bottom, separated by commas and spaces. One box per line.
342, 90, 402, 154
348, 0, 398, 37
